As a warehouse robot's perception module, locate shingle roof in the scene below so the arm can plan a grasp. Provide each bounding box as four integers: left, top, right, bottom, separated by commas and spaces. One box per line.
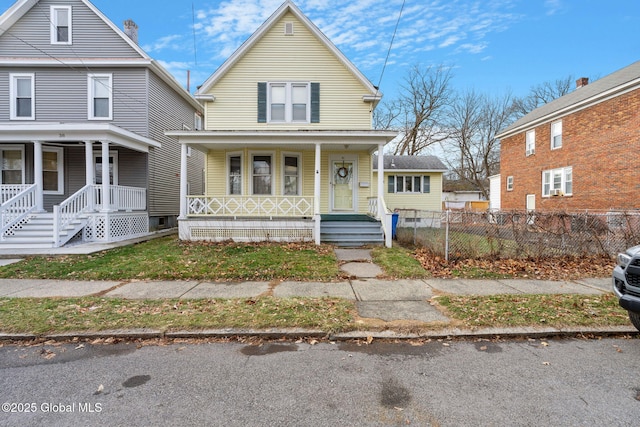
373, 155, 447, 171
497, 60, 640, 138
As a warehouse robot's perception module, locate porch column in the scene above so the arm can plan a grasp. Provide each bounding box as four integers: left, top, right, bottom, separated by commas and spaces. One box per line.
85, 141, 95, 211
100, 141, 111, 212
32, 141, 44, 212
377, 143, 384, 220
179, 143, 188, 219
314, 143, 321, 245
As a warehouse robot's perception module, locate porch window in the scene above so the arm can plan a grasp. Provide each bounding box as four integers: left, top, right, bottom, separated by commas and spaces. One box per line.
88, 74, 112, 120
0, 145, 25, 184
228, 155, 242, 195
252, 154, 272, 195
51, 5, 72, 44
283, 154, 300, 196
10, 74, 35, 120
43, 147, 63, 195
94, 151, 118, 185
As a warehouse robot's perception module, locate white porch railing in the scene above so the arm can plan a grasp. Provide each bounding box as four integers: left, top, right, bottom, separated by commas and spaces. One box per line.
94, 185, 147, 211
186, 196, 314, 217
368, 196, 393, 247
0, 184, 37, 240
1, 184, 33, 205
54, 185, 92, 247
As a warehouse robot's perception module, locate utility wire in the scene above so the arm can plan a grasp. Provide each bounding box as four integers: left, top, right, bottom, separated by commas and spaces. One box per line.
375, 0, 406, 94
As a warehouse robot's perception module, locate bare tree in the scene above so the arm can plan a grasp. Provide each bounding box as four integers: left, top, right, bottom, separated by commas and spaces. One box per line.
443, 90, 518, 198
378, 64, 454, 155
513, 75, 574, 117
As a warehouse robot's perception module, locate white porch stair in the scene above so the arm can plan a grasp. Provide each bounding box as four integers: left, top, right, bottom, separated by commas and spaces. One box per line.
1, 213, 87, 249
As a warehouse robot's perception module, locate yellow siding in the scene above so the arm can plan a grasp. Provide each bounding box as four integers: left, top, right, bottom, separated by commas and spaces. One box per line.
206, 148, 373, 214
373, 172, 444, 211
204, 11, 373, 130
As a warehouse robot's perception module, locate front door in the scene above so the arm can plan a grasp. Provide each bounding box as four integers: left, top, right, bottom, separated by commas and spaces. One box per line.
331, 159, 355, 211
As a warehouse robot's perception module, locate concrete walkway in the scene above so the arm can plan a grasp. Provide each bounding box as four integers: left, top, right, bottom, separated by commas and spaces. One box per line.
0, 248, 630, 339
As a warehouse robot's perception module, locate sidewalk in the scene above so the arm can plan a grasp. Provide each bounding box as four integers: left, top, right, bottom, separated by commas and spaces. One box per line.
0, 248, 631, 340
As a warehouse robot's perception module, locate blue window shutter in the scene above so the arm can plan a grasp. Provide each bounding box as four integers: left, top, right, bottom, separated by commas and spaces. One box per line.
423, 176, 431, 193
257, 82, 267, 123
311, 82, 320, 123
387, 176, 395, 193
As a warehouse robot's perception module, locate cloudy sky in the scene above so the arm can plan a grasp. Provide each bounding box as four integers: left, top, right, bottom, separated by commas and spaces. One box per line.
2, 0, 639, 100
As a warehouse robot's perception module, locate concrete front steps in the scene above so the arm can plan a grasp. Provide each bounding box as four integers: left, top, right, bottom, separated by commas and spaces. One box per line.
320, 215, 384, 247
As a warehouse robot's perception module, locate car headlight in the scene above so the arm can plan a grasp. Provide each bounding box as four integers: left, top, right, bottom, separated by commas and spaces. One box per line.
618, 253, 632, 269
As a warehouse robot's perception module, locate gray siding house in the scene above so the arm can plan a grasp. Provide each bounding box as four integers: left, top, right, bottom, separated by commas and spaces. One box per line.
0, 0, 204, 248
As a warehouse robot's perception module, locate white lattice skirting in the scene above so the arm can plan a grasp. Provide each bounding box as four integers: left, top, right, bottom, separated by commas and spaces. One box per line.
180, 219, 314, 243
83, 213, 149, 243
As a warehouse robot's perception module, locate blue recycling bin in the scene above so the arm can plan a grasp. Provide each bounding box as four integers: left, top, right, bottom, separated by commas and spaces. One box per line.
391, 212, 399, 239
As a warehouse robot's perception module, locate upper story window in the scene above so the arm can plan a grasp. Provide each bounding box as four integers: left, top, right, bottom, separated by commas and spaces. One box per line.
387, 175, 431, 193
51, 5, 72, 44
506, 176, 514, 191
10, 73, 34, 120
194, 113, 203, 130
88, 74, 112, 120
551, 120, 562, 149
258, 82, 319, 124
542, 166, 572, 197
525, 129, 535, 156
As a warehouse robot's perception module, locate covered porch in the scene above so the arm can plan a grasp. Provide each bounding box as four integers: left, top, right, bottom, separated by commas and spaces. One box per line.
0, 123, 157, 248
167, 130, 397, 247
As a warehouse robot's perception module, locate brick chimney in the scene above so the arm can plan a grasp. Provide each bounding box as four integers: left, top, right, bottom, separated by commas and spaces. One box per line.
123, 19, 138, 44
576, 77, 589, 89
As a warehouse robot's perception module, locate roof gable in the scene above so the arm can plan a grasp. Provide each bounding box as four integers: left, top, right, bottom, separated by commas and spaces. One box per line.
498, 60, 640, 138
196, 0, 379, 98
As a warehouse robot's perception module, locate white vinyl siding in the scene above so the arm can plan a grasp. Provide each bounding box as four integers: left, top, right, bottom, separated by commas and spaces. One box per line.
88, 74, 112, 120
551, 120, 562, 149
10, 73, 35, 120
51, 5, 72, 45
542, 166, 572, 197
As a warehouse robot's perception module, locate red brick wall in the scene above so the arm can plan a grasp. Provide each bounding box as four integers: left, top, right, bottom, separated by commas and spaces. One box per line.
500, 88, 640, 211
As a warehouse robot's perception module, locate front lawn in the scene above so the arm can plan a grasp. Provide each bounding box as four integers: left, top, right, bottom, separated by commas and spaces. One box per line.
0, 236, 340, 281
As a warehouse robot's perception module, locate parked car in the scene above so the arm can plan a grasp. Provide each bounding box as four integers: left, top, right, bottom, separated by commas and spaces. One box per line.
613, 245, 640, 330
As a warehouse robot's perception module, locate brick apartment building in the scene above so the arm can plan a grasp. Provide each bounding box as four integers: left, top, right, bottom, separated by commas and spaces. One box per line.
495, 60, 640, 212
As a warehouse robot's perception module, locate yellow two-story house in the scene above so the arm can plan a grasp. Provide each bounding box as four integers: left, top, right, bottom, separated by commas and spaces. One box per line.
168, 0, 397, 246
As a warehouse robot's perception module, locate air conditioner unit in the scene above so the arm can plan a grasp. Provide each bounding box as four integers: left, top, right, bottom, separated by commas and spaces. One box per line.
550, 189, 564, 197
526, 148, 535, 156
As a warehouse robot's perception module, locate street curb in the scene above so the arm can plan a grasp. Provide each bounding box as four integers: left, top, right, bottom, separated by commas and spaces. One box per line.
0, 326, 636, 342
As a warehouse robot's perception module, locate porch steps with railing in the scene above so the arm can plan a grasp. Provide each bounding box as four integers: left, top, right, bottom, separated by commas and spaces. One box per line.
320, 214, 384, 247
1, 213, 86, 248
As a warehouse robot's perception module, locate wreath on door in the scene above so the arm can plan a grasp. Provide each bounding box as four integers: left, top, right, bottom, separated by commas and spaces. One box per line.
337, 166, 349, 178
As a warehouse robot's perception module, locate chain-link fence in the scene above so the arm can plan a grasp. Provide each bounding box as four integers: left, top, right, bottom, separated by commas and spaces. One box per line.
395, 209, 640, 260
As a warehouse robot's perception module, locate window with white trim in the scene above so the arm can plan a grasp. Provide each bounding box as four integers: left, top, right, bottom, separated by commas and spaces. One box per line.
551, 120, 562, 149
228, 154, 242, 195
525, 129, 535, 156
194, 113, 203, 130
0, 145, 25, 185
88, 74, 112, 120
268, 82, 309, 123
51, 5, 72, 44
542, 166, 572, 197
283, 154, 300, 196
506, 176, 514, 191
387, 175, 431, 193
43, 147, 63, 195
252, 154, 273, 195
10, 74, 35, 120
